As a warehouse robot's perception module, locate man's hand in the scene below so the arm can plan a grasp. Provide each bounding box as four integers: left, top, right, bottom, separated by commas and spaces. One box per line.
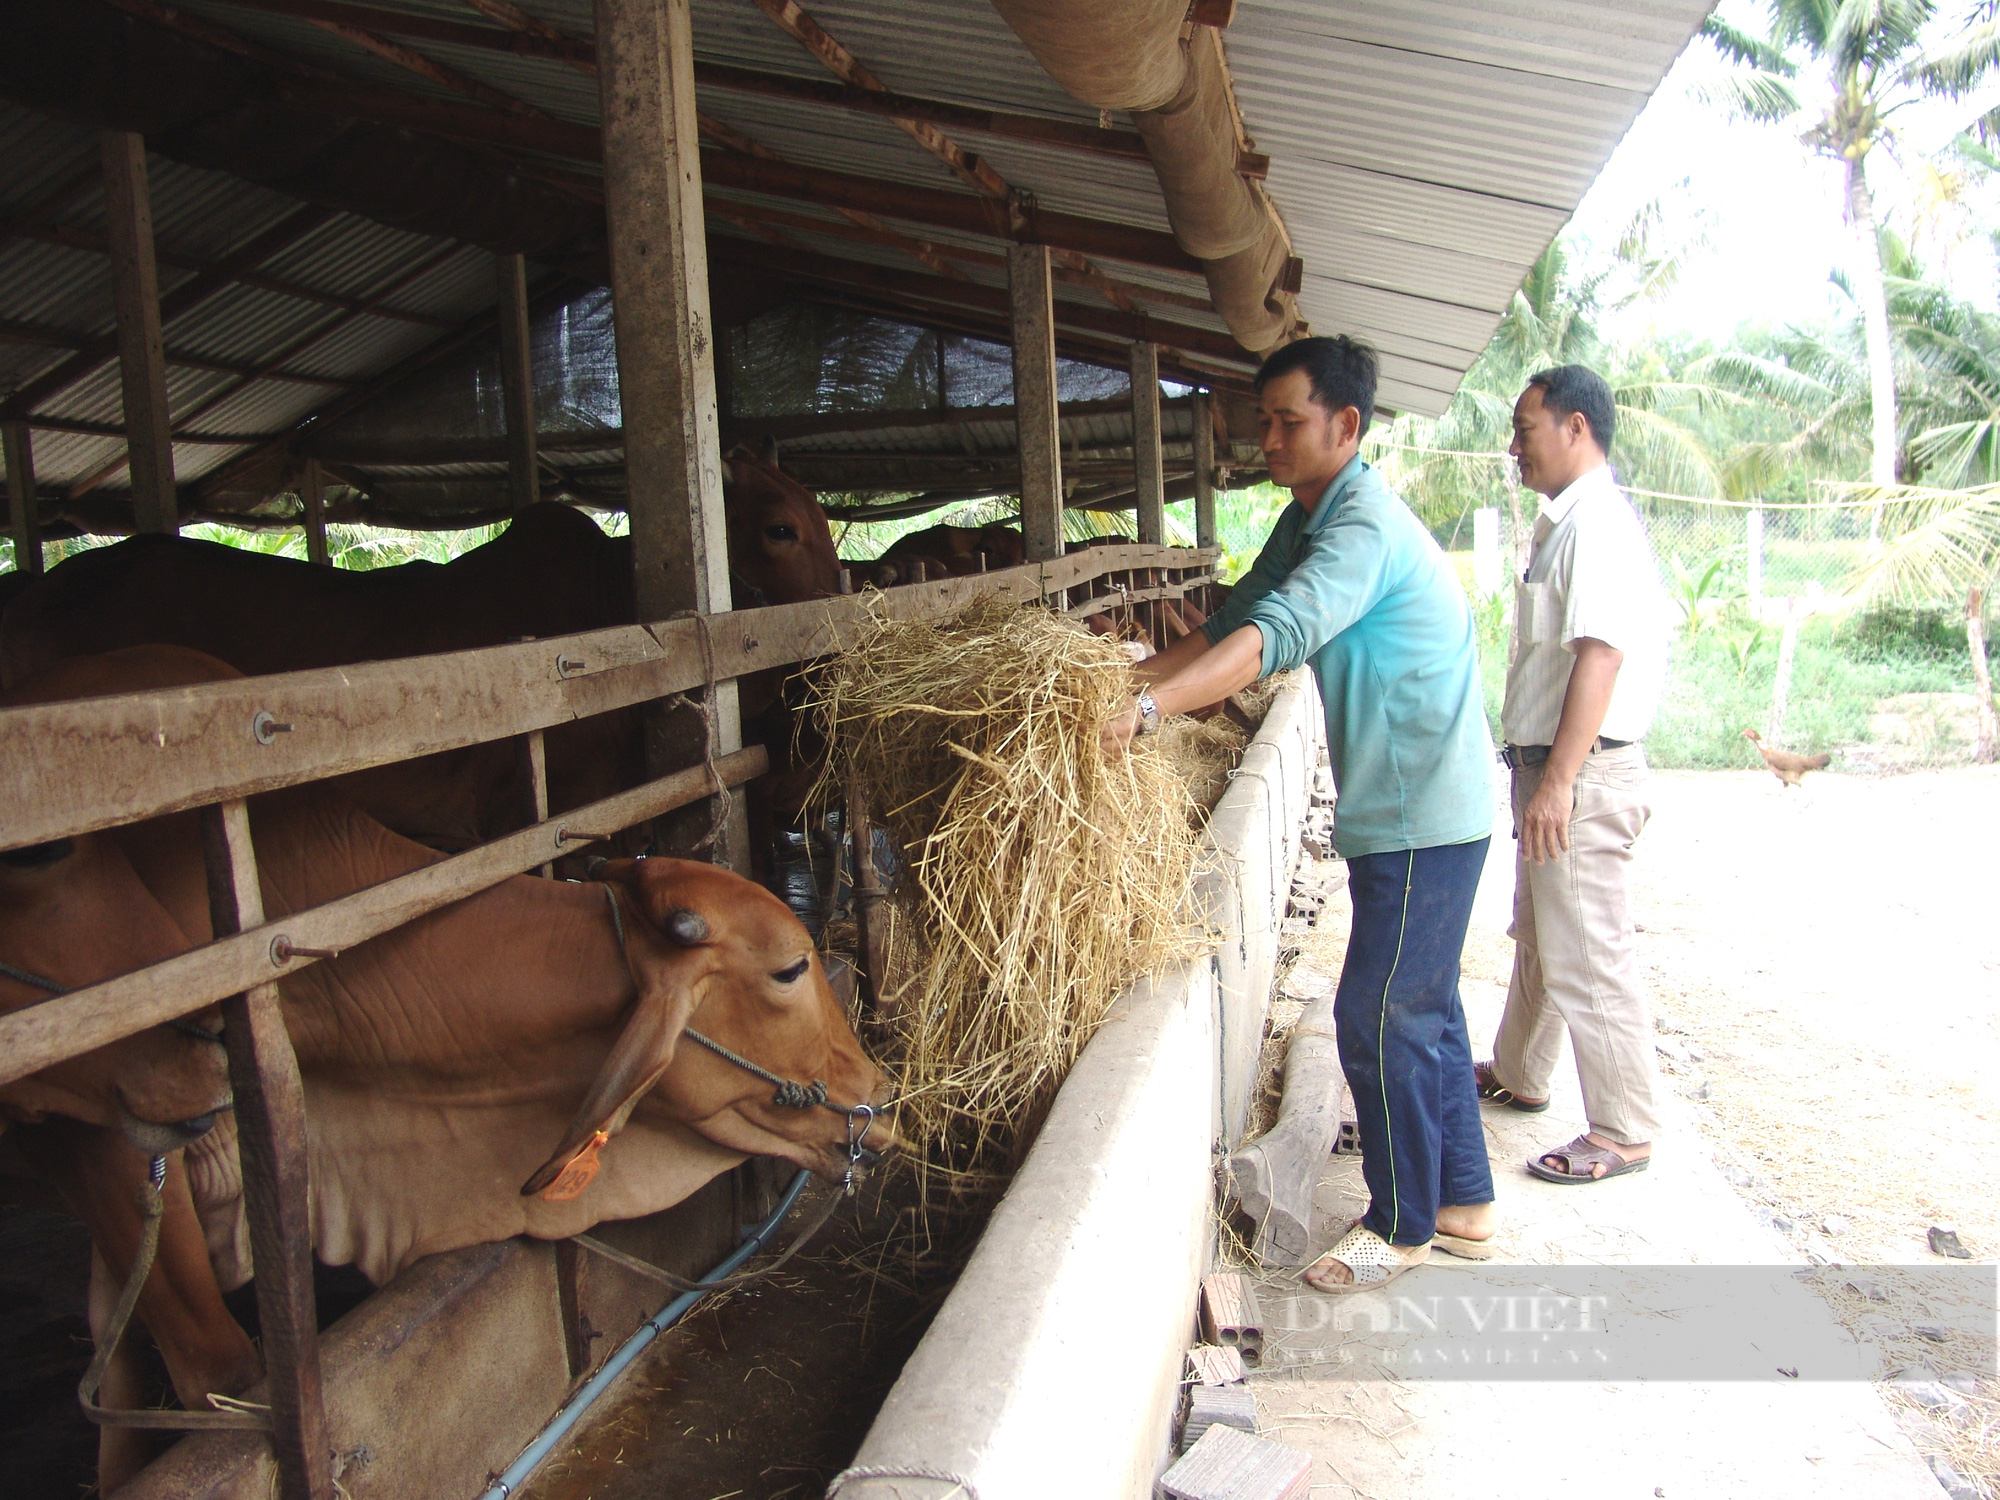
1518, 772, 1574, 864
1100, 699, 1141, 759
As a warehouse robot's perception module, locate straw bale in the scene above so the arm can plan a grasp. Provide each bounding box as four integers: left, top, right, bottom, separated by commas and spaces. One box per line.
807, 594, 1204, 1203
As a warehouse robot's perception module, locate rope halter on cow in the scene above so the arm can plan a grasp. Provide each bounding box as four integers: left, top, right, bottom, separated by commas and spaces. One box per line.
78, 1155, 272, 1433
600, 883, 881, 1194
0, 958, 224, 1044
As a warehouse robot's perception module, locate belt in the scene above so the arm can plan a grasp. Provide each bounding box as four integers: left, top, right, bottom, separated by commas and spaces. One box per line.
1500, 738, 1631, 769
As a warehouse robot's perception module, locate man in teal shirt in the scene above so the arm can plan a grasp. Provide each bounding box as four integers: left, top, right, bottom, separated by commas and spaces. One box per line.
1104, 336, 1497, 1290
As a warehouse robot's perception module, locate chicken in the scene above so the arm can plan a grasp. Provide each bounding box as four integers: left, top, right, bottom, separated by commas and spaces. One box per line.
1742, 728, 1832, 788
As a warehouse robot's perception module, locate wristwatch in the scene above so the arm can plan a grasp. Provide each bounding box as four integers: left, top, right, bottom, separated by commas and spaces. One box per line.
1134, 689, 1161, 737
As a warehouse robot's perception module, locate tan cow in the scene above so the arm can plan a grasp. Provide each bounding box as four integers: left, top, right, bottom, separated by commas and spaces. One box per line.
0, 647, 892, 1490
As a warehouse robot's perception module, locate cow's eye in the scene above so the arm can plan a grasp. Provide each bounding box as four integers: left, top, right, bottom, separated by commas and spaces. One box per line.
764, 524, 798, 543
772, 957, 811, 984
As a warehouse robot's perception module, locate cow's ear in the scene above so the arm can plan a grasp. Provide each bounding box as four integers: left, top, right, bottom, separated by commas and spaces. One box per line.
520, 901, 697, 1201
719, 453, 735, 486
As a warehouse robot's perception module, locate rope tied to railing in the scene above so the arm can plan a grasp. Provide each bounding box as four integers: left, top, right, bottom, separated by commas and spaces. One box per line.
657, 609, 732, 862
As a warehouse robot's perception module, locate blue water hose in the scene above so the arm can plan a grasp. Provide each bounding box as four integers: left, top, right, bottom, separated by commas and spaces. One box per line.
477, 1168, 815, 1499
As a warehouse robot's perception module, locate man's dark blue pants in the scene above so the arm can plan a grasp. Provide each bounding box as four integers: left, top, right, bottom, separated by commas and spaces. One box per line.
1335, 836, 1494, 1246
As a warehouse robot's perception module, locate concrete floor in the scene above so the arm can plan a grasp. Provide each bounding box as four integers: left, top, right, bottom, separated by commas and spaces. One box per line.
1232, 816, 1948, 1500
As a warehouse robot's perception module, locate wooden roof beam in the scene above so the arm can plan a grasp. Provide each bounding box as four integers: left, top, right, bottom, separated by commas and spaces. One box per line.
201, 0, 595, 65
0, 317, 350, 387
704, 198, 1215, 313
725, 239, 1249, 368
23, 223, 456, 329
0, 167, 102, 251
693, 112, 974, 283
191, 274, 587, 507
793, 284, 1253, 397
66, 239, 470, 499
698, 152, 1197, 275
171, 0, 1260, 181
691, 64, 1226, 172
747, 0, 1139, 312
0, 202, 336, 424
751, 0, 1009, 199
239, 74, 1197, 278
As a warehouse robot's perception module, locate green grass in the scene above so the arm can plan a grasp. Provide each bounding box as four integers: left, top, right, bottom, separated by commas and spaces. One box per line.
1462, 584, 1981, 769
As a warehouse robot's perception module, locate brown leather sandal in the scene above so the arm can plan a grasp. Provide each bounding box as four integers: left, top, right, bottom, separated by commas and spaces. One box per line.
1527, 1135, 1650, 1185
1474, 1061, 1550, 1113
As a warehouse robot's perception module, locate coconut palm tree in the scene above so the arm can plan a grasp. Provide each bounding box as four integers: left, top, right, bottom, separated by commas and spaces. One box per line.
1699, 2, 2000, 511
1367, 240, 1737, 549
1833, 269, 2000, 759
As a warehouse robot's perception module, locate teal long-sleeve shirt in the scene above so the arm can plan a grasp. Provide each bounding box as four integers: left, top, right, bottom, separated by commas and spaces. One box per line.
1202, 456, 1493, 858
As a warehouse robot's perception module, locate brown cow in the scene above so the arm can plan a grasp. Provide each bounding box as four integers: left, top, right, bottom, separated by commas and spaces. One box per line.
0, 454, 843, 851
1, 647, 891, 1490
856, 521, 1025, 589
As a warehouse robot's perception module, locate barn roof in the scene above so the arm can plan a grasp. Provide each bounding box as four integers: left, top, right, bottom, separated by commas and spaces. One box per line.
0, 0, 1714, 533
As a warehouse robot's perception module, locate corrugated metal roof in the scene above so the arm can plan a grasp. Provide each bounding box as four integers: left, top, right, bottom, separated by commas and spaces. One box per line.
0, 0, 1712, 525
1228, 0, 1714, 413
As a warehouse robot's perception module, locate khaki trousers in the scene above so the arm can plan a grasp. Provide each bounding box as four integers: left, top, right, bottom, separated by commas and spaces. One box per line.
1492, 743, 1664, 1145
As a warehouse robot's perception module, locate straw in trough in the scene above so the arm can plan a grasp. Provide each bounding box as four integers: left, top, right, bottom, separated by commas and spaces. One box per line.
808, 594, 1203, 1203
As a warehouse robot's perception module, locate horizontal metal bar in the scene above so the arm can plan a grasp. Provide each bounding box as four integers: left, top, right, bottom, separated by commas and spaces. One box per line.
0, 544, 1214, 852
0, 746, 767, 1088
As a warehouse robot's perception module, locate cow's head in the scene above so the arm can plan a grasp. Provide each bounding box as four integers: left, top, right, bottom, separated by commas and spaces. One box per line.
0, 649, 240, 1152
522, 857, 894, 1198
0, 834, 231, 1152
722, 447, 843, 606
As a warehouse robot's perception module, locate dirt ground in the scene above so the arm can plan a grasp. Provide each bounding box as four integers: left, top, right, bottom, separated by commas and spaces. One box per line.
1562, 764, 2000, 1268
1265, 761, 2000, 1497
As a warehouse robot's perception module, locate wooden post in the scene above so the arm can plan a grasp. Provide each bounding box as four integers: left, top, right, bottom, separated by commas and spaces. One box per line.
1131, 340, 1164, 545
200, 800, 332, 1500
1191, 390, 1216, 551
1768, 597, 1801, 743
100, 132, 178, 535
1969, 584, 1995, 765
846, 785, 892, 1032
1009, 244, 1064, 567
4, 421, 40, 577
595, 0, 746, 869
301, 458, 329, 566
521, 725, 552, 875
495, 251, 540, 512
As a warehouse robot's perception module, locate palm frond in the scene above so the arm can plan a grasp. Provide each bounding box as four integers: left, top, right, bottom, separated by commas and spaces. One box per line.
1905, 16, 2000, 95
1700, 14, 1797, 71
1695, 69, 1806, 120
1836, 482, 2000, 601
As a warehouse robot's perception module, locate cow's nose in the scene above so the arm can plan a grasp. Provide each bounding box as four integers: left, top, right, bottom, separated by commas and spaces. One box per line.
119, 1107, 221, 1156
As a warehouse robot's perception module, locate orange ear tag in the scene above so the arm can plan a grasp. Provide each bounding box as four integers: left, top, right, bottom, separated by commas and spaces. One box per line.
537, 1129, 610, 1203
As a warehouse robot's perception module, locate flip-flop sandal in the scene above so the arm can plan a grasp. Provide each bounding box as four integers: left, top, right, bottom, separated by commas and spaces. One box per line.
1526, 1135, 1650, 1185
1475, 1061, 1550, 1113
1301, 1223, 1432, 1295
1431, 1230, 1497, 1260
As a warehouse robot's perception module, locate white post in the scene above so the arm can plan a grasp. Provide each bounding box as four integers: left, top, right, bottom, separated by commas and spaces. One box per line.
1472, 506, 1500, 598
1768, 598, 1801, 743
1746, 505, 1765, 615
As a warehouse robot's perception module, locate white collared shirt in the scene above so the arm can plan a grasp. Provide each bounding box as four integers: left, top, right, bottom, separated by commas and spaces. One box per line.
1500, 463, 1670, 747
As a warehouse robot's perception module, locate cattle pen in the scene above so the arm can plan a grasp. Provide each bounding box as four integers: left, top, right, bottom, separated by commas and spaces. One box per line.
0, 3, 1711, 1498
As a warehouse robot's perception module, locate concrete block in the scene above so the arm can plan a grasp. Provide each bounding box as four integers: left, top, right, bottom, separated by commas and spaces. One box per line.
1159, 1425, 1310, 1500
1181, 1383, 1258, 1452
